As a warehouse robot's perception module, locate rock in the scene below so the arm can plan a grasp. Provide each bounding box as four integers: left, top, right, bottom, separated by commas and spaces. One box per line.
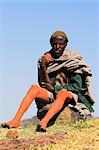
56, 106, 80, 121
19, 116, 39, 128
6, 130, 19, 139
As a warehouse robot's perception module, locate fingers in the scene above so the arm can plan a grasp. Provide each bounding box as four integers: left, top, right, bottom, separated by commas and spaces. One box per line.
44, 53, 53, 63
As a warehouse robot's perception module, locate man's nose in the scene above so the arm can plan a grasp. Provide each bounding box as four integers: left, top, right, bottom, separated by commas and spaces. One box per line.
56, 43, 60, 49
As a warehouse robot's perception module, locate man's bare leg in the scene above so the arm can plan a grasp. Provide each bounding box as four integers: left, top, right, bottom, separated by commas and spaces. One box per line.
39, 89, 73, 129
2, 84, 49, 128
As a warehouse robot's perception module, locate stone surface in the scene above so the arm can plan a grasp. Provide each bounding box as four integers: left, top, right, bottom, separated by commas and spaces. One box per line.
56, 106, 80, 121
6, 130, 19, 139
19, 116, 39, 128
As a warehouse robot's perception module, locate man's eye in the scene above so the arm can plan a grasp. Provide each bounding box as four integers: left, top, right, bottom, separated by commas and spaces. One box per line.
53, 43, 58, 46
52, 42, 65, 46
59, 43, 64, 45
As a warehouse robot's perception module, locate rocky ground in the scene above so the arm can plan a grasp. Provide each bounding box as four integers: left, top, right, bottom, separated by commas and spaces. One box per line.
0, 132, 67, 150
0, 118, 99, 150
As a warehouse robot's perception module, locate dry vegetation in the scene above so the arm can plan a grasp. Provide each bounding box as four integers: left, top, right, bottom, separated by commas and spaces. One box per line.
0, 118, 99, 150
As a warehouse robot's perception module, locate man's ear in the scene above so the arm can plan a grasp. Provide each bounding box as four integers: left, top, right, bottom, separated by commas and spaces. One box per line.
64, 42, 67, 48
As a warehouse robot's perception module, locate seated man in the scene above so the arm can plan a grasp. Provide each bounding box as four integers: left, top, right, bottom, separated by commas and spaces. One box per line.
1, 31, 94, 132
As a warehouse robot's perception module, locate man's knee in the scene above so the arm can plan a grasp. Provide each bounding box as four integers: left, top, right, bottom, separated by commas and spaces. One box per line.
31, 84, 39, 89
57, 89, 73, 99
57, 89, 67, 96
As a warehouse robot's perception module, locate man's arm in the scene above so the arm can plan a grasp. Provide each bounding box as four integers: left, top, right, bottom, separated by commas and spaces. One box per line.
54, 73, 83, 94
38, 54, 54, 92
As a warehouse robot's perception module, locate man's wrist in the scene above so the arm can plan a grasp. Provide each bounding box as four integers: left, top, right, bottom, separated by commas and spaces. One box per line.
40, 64, 46, 69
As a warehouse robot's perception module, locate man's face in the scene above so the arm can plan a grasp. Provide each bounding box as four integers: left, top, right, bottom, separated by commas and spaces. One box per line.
51, 36, 67, 58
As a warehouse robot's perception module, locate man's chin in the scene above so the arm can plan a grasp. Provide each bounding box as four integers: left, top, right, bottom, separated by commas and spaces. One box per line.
51, 49, 64, 58
55, 52, 63, 58
56, 48, 65, 55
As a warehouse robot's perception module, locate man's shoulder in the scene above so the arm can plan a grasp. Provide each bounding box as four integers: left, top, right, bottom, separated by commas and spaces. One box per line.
64, 49, 80, 55
62, 49, 81, 59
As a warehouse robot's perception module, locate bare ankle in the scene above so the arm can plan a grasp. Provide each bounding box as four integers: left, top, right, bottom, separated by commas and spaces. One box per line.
7, 120, 19, 128
40, 120, 47, 129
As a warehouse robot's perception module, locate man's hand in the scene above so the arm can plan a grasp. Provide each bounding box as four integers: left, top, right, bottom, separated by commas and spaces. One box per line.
39, 53, 53, 87
40, 53, 53, 68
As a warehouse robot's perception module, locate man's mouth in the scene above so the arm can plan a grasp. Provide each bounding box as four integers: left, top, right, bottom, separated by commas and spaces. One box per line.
55, 48, 62, 52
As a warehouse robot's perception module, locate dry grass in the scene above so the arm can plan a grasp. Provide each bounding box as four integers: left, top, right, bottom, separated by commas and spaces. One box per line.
0, 118, 99, 150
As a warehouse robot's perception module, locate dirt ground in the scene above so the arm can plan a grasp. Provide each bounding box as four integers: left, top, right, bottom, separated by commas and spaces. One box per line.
0, 132, 67, 150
